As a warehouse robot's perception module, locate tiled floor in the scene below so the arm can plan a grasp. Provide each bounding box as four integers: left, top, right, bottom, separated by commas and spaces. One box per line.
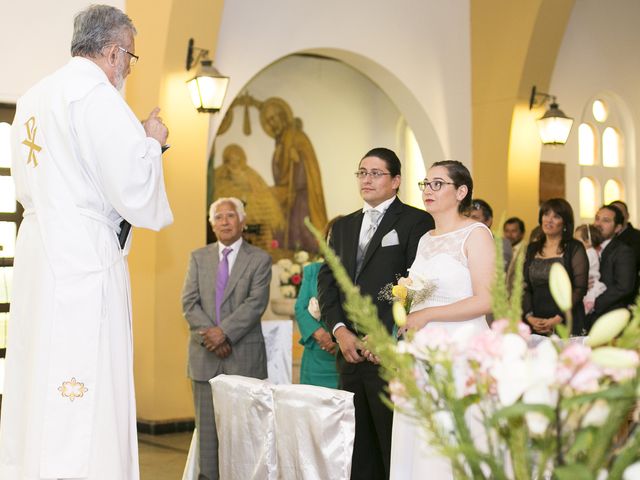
139, 431, 193, 480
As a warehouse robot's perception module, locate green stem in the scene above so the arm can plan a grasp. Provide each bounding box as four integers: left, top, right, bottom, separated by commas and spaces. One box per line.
609, 425, 640, 479
586, 397, 635, 471
507, 418, 531, 480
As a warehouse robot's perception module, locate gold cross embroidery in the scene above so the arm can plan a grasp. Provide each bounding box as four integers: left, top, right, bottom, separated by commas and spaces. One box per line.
22, 116, 42, 168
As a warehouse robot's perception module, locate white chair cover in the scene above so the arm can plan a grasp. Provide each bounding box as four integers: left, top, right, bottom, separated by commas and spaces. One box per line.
210, 375, 277, 480
273, 384, 355, 480
261, 320, 293, 384
181, 428, 198, 480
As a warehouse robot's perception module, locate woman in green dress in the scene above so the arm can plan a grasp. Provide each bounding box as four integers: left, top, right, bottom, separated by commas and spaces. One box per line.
294, 217, 341, 388
294, 261, 339, 388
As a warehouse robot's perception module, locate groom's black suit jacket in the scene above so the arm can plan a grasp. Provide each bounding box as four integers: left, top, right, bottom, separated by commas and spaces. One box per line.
318, 197, 434, 340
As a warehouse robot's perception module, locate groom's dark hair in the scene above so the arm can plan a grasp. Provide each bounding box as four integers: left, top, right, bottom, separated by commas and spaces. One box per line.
431, 160, 473, 214
361, 147, 401, 178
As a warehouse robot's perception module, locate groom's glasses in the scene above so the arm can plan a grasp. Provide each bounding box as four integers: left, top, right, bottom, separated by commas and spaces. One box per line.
354, 169, 392, 179
417, 180, 456, 192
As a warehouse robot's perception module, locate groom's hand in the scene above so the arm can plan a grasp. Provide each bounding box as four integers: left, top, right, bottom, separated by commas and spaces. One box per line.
334, 327, 364, 363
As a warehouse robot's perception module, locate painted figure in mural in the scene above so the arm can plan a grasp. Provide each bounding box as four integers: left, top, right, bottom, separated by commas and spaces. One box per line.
260, 97, 328, 252
213, 143, 285, 250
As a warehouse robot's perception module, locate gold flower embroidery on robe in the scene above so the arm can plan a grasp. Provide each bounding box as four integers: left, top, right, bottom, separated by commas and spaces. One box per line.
58, 377, 88, 402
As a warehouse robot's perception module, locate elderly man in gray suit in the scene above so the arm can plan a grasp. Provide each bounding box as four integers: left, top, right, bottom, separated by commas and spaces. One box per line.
182, 197, 272, 480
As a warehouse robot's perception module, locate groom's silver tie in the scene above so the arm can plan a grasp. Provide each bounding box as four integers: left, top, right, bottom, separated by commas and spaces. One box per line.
356, 209, 382, 276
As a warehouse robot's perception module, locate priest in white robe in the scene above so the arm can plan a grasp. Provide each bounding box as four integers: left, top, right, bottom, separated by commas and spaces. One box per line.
0, 5, 173, 479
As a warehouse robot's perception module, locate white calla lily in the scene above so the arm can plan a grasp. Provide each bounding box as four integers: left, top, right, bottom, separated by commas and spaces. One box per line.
591, 347, 640, 369
549, 262, 572, 312
393, 301, 407, 327
585, 308, 630, 347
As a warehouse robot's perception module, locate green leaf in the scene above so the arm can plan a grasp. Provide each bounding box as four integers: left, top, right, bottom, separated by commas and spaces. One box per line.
565, 428, 595, 462
561, 384, 635, 408
555, 323, 569, 339
554, 464, 594, 480
489, 402, 555, 426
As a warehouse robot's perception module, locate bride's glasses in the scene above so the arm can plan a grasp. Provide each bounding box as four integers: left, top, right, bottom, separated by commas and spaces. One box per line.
417, 180, 456, 192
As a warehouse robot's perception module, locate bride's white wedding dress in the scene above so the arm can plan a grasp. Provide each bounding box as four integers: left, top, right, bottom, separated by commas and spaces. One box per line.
389, 222, 491, 480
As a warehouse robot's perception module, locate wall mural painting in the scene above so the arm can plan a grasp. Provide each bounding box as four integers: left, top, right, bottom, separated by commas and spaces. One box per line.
208, 93, 328, 258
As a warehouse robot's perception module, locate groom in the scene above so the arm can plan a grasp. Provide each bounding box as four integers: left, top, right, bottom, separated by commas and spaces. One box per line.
318, 147, 433, 479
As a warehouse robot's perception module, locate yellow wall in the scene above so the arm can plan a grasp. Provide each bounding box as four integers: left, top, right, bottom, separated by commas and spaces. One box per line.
471, 0, 574, 231
125, 0, 224, 422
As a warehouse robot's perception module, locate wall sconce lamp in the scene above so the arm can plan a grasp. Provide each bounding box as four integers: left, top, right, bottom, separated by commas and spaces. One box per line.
529, 86, 574, 146
186, 38, 230, 113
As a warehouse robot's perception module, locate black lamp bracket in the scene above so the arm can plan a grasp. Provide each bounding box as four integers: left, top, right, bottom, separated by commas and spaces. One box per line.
186, 38, 210, 71
529, 86, 557, 110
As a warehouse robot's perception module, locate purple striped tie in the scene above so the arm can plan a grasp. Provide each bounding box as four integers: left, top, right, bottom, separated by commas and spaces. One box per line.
215, 247, 233, 325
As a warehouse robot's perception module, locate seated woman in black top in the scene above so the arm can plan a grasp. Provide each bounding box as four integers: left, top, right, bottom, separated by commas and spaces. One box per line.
522, 198, 589, 336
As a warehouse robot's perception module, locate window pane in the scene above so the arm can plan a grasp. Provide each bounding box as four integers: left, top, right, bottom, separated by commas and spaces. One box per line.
579, 123, 596, 166
579, 177, 597, 218
0, 312, 8, 351
0, 177, 16, 213
604, 179, 623, 205
0, 122, 10, 169
0, 222, 17, 258
0, 357, 5, 394
592, 100, 608, 122
603, 127, 622, 167
0, 267, 13, 303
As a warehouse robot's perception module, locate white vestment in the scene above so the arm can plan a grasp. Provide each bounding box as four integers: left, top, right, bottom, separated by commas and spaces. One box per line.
0, 57, 173, 480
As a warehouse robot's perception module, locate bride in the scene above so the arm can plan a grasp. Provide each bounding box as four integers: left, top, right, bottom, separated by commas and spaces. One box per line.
389, 160, 495, 479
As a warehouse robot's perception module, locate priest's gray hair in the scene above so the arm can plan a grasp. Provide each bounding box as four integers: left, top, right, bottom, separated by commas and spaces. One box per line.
71, 5, 137, 57
209, 198, 246, 223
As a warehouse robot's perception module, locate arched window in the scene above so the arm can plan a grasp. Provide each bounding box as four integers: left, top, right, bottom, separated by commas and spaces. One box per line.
578, 123, 596, 166
579, 177, 598, 218
576, 95, 630, 221
603, 178, 623, 205
602, 127, 622, 167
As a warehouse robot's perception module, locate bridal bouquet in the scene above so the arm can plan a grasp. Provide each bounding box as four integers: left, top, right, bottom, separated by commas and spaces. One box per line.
305, 219, 640, 480
378, 274, 436, 314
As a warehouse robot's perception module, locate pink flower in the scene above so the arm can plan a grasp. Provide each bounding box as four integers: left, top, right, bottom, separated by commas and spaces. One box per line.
389, 379, 409, 407
413, 326, 451, 353
569, 363, 602, 392
560, 343, 592, 367
491, 319, 509, 334
517, 322, 532, 340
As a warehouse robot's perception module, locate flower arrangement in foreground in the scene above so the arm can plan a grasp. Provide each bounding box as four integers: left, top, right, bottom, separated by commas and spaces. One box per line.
305, 218, 640, 480
276, 250, 310, 298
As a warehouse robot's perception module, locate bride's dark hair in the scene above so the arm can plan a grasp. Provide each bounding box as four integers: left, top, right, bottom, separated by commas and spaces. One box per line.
431, 160, 473, 213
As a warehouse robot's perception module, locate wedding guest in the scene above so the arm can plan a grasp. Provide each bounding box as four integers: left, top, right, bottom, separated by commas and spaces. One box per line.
469, 199, 512, 271
610, 200, 640, 296
522, 199, 588, 335
586, 204, 637, 327
574, 224, 607, 315
182, 198, 272, 480
503, 217, 526, 247
294, 216, 342, 388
